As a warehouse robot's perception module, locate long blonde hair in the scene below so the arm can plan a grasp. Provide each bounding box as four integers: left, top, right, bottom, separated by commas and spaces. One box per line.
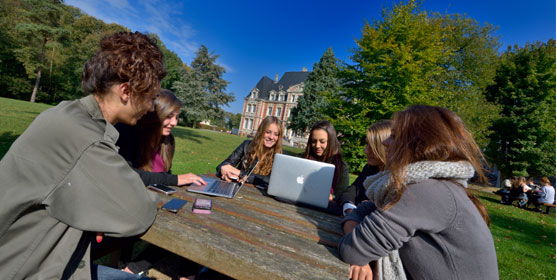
137, 89, 182, 172
245, 116, 283, 175
366, 120, 392, 170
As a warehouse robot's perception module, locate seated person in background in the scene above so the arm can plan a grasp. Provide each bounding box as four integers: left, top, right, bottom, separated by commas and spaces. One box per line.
339, 105, 498, 280
338, 120, 392, 215
0, 31, 162, 280
217, 116, 283, 188
527, 177, 540, 191
531, 177, 555, 212
117, 89, 206, 187
303, 120, 349, 215
502, 176, 529, 207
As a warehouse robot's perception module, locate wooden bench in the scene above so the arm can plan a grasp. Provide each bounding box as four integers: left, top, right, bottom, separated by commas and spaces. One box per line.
542, 203, 556, 214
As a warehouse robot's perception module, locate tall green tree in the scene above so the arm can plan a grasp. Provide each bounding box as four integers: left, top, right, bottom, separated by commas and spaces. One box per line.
484, 40, 556, 177
189, 45, 235, 123
12, 0, 70, 102
173, 66, 208, 127
149, 34, 185, 90
288, 47, 339, 135
226, 113, 242, 129
331, 0, 500, 170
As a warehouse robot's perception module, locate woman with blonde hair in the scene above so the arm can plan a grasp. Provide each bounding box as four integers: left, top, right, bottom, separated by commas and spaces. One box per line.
217, 116, 283, 187
339, 105, 497, 280
339, 120, 392, 215
531, 177, 555, 212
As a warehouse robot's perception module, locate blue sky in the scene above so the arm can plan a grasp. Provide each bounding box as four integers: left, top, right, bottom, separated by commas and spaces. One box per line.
65, 0, 556, 114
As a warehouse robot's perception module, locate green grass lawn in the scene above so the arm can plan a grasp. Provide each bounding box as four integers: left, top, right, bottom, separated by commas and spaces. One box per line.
1, 96, 555, 279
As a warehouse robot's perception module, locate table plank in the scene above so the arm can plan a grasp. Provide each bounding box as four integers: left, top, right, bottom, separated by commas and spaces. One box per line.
142, 183, 349, 279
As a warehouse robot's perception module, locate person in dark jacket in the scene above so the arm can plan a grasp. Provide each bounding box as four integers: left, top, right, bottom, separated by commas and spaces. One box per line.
338, 120, 392, 215
217, 116, 283, 188
116, 89, 205, 187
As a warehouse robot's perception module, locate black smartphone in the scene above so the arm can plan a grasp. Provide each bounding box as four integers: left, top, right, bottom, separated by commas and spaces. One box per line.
147, 184, 176, 195
162, 198, 187, 213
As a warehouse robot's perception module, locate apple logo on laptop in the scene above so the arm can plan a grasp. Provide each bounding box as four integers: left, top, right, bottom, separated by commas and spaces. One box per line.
296, 175, 304, 185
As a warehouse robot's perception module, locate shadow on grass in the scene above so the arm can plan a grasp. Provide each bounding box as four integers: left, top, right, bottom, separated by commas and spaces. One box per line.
0, 131, 20, 159
172, 127, 211, 144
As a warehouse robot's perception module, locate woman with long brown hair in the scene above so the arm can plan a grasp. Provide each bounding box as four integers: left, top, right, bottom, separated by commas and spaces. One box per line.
217, 116, 283, 187
339, 105, 498, 280
303, 120, 349, 214
339, 120, 392, 215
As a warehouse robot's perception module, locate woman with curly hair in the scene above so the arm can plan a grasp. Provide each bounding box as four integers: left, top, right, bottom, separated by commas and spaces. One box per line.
217, 116, 283, 188
339, 105, 497, 280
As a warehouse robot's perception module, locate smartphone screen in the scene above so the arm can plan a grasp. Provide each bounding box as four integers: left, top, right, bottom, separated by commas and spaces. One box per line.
162, 198, 187, 213
147, 184, 176, 195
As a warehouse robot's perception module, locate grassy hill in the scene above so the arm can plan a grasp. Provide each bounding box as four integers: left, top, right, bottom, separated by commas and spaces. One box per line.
0, 96, 554, 279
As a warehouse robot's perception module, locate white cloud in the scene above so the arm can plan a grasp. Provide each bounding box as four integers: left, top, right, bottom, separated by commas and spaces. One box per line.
65, 0, 197, 63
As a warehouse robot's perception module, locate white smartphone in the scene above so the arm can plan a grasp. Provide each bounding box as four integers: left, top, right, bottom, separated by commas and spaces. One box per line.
147, 184, 176, 195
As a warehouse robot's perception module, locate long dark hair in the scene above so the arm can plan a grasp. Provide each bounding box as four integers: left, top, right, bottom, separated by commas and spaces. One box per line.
137, 89, 182, 172
386, 105, 489, 225
245, 116, 283, 175
304, 120, 344, 190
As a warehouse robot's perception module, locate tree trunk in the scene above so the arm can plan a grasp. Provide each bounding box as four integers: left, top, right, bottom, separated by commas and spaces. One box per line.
30, 38, 47, 103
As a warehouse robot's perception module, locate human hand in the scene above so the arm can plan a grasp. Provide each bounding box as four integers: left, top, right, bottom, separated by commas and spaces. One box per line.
178, 173, 206, 186
349, 263, 373, 280
343, 220, 360, 235
220, 165, 241, 182
329, 194, 334, 201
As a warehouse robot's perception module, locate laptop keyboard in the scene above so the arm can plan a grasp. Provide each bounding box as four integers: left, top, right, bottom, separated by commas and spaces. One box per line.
207, 180, 235, 195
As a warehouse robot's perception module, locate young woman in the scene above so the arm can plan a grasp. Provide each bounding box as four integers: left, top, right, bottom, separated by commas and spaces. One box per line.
117, 89, 205, 187
531, 177, 555, 211
339, 105, 498, 280
303, 120, 349, 215
217, 116, 283, 187
338, 120, 392, 215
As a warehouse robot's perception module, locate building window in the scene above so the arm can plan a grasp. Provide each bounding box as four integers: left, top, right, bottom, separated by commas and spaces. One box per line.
249, 119, 253, 129
247, 104, 251, 113
276, 107, 282, 117
269, 94, 275, 101
251, 105, 256, 113
267, 107, 272, 116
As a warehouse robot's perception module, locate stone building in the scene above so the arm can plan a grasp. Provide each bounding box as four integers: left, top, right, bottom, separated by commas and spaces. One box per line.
239, 69, 310, 146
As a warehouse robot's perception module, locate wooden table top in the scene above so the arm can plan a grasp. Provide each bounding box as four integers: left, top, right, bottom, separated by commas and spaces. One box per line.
141, 179, 349, 280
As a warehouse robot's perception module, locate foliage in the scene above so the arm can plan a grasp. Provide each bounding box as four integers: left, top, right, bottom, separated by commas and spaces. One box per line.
150, 33, 185, 90
484, 40, 556, 178
226, 113, 242, 129
177, 45, 234, 126
288, 48, 339, 135
330, 0, 501, 171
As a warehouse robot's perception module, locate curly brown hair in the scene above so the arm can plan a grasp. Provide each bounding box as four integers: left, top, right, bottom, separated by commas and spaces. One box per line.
81, 31, 166, 106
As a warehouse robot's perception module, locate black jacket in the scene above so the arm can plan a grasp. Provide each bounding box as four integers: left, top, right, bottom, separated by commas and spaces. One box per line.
115, 123, 178, 186
338, 164, 380, 207
216, 140, 271, 187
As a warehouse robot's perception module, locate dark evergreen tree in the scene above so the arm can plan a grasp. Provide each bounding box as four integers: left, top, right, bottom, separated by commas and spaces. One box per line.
173, 66, 208, 127
485, 40, 556, 177
288, 47, 339, 135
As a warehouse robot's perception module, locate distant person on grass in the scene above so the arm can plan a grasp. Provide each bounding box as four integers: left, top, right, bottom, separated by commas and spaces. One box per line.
531, 177, 555, 212
0, 31, 164, 279
338, 120, 392, 216
339, 105, 498, 280
303, 120, 349, 215
117, 89, 206, 187
217, 116, 283, 188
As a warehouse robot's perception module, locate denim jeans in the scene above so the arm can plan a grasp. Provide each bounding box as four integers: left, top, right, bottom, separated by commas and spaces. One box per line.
91, 264, 151, 280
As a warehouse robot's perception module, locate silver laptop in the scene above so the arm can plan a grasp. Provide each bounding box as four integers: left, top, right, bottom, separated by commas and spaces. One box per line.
267, 154, 335, 209
187, 161, 258, 198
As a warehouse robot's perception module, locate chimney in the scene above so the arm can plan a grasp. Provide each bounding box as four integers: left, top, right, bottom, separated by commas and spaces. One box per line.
274, 74, 279, 83
302, 67, 307, 72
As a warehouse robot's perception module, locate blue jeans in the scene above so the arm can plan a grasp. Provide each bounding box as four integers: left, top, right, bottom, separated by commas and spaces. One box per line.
92, 264, 151, 280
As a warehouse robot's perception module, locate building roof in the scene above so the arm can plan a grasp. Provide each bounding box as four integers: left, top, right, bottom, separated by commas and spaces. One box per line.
248, 71, 311, 100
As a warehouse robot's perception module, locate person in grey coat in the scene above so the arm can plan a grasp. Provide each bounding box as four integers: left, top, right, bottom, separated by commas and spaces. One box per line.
0, 32, 166, 280
338, 105, 498, 280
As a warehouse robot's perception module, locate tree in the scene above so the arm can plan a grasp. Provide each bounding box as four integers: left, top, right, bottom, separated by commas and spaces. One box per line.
331, 0, 501, 171
226, 113, 242, 129
12, 0, 70, 102
173, 66, 208, 127
189, 45, 235, 124
288, 47, 339, 135
149, 34, 185, 90
484, 40, 556, 178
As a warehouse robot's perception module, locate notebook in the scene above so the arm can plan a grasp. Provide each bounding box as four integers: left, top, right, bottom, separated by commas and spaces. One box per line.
267, 154, 335, 209
187, 161, 259, 198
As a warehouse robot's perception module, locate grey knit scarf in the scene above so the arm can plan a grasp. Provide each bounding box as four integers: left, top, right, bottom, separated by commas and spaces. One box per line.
362, 160, 475, 280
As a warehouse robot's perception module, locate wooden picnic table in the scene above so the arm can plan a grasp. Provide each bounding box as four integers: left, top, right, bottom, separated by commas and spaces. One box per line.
140, 177, 350, 280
